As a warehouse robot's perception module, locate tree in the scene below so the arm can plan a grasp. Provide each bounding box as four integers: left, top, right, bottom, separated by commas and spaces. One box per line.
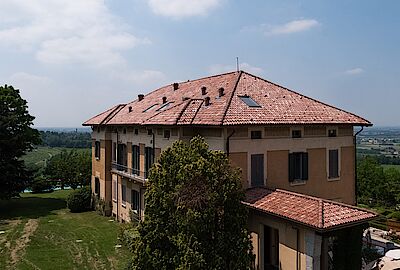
130, 137, 254, 270
0, 85, 40, 199
45, 150, 91, 189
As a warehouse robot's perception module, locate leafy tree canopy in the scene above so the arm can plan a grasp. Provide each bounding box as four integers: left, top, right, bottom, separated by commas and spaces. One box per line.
357, 156, 400, 207
45, 150, 91, 189
0, 85, 40, 199
130, 137, 254, 270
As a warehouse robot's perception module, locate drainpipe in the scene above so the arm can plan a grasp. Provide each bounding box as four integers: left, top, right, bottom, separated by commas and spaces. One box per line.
152, 131, 155, 164
116, 129, 119, 221
293, 227, 300, 270
226, 130, 235, 156
354, 126, 364, 205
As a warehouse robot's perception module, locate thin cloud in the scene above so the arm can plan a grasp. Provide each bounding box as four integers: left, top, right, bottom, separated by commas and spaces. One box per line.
345, 68, 364, 75
264, 19, 319, 36
147, 0, 221, 19
0, 0, 149, 68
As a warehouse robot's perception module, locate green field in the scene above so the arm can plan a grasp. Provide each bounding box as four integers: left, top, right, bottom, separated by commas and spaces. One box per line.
22, 147, 90, 169
0, 190, 130, 269
382, 164, 400, 171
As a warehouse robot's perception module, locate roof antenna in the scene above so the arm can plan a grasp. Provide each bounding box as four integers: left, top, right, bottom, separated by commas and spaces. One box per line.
236, 57, 239, 72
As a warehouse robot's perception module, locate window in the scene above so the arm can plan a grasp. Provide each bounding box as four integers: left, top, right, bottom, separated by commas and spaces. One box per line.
112, 142, 116, 161
328, 129, 337, 137
131, 190, 140, 212
132, 145, 140, 175
95, 141, 100, 159
122, 185, 126, 206
239, 95, 261, 107
134, 128, 139, 135
143, 104, 158, 112
145, 147, 154, 178
289, 152, 308, 182
164, 129, 170, 139
292, 130, 302, 138
112, 179, 117, 201
94, 177, 100, 195
251, 154, 264, 187
251, 130, 262, 139
328, 149, 339, 179
147, 129, 153, 135
117, 144, 127, 170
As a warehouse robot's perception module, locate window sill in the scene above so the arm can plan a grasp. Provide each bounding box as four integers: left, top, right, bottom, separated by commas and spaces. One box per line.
328, 177, 340, 182
290, 180, 307, 186
112, 199, 117, 203
95, 157, 100, 161
121, 203, 126, 208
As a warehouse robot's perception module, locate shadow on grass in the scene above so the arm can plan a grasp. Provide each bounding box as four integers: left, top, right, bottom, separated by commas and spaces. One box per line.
0, 196, 66, 220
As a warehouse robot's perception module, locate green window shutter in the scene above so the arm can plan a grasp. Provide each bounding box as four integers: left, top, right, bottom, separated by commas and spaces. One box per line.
289, 153, 295, 182
302, 153, 308, 180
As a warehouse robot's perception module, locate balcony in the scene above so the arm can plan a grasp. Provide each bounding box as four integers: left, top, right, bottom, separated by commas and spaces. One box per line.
111, 162, 148, 183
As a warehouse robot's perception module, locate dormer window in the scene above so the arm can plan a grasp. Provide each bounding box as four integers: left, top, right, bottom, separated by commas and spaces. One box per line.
239, 95, 261, 107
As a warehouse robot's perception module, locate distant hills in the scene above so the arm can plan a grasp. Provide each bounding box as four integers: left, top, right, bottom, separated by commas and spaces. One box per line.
37, 127, 91, 133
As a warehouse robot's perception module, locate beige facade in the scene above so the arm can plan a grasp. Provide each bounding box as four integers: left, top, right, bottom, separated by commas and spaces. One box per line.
89, 124, 357, 268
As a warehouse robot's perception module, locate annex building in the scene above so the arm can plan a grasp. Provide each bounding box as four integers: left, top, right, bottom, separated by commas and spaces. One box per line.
84, 71, 376, 269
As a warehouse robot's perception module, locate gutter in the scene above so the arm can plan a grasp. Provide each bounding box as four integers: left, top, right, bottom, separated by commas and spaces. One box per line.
354, 126, 364, 205
226, 129, 235, 156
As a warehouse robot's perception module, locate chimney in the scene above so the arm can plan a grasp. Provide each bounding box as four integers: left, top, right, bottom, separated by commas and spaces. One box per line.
128, 106, 132, 112
162, 96, 167, 104
218, 87, 225, 97
201, 86, 207, 95
173, 83, 179, 90
204, 96, 211, 106
138, 94, 144, 101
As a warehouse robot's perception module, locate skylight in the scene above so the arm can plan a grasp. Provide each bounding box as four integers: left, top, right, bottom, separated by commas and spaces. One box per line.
239, 95, 261, 107
143, 104, 158, 112
157, 102, 173, 111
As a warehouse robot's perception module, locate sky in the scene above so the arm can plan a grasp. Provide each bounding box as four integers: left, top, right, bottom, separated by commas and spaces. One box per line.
1, 0, 399, 127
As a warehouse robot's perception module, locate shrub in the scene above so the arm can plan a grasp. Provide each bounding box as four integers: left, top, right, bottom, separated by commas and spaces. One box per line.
92, 194, 112, 216
66, 186, 92, 213
118, 223, 139, 253
387, 211, 400, 221
30, 175, 54, 193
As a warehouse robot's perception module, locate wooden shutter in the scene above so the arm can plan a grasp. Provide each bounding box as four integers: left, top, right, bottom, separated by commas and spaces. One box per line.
329, 150, 339, 178
251, 154, 264, 187
302, 153, 308, 180
289, 153, 295, 182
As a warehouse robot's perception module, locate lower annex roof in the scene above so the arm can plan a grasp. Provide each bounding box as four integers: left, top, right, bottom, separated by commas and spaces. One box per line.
244, 187, 377, 232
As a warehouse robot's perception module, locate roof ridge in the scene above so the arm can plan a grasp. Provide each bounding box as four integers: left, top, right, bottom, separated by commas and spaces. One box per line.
320, 199, 324, 228
189, 100, 204, 125
175, 99, 198, 124
241, 71, 372, 126
222, 71, 243, 124
100, 104, 125, 125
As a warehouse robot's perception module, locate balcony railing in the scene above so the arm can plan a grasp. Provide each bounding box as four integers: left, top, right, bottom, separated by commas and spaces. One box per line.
111, 162, 148, 182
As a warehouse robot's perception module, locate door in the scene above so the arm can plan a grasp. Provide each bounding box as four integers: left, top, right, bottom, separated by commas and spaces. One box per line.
264, 225, 279, 270
251, 154, 264, 187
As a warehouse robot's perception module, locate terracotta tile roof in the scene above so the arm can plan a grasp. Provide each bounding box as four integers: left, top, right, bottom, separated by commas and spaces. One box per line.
83, 104, 124, 125
83, 71, 371, 126
243, 187, 377, 231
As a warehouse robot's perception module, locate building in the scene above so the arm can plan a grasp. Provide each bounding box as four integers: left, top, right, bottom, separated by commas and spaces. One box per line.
83, 71, 377, 269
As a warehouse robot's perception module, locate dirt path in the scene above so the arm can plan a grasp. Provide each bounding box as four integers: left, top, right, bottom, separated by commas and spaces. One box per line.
8, 219, 39, 267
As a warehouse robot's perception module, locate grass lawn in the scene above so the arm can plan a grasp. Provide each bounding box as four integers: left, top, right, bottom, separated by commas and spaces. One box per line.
382, 164, 400, 171
22, 147, 90, 169
0, 190, 131, 270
